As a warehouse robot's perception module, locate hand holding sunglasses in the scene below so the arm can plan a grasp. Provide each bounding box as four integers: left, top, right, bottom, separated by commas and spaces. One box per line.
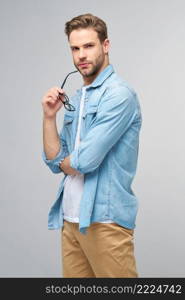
58, 70, 78, 111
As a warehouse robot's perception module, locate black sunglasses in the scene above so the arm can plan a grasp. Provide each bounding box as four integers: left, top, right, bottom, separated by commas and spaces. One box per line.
58, 70, 78, 111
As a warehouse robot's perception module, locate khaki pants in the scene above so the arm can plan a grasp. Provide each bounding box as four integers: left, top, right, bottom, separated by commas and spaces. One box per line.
61, 220, 138, 278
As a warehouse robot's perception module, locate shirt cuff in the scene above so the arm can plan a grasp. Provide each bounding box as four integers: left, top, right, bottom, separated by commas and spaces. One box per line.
42, 147, 66, 172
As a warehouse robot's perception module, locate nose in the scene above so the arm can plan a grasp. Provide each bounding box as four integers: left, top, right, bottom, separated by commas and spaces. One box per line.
79, 48, 86, 60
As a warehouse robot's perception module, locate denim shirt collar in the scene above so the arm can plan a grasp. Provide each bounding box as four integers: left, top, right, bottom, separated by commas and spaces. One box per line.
77, 64, 115, 93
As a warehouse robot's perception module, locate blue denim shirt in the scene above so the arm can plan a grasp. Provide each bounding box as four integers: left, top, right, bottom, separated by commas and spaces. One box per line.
42, 64, 142, 234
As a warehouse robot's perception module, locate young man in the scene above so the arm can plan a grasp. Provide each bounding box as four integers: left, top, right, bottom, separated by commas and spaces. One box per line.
42, 13, 142, 277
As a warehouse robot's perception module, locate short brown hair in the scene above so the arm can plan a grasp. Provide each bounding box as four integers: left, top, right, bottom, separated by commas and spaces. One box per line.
65, 13, 108, 43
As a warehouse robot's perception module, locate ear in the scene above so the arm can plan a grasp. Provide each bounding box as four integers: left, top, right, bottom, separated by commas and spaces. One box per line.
103, 38, 110, 54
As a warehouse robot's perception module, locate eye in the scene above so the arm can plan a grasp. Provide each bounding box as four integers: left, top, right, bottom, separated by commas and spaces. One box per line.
85, 44, 94, 48
71, 47, 79, 51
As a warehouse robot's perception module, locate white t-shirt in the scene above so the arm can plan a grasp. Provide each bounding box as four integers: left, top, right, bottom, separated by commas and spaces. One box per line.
62, 86, 113, 223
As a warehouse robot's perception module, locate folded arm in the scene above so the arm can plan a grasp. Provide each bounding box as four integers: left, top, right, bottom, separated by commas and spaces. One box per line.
67, 86, 138, 174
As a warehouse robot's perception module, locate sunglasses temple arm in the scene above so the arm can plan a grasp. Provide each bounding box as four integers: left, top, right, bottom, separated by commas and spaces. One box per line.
60, 70, 78, 89
61, 76, 68, 89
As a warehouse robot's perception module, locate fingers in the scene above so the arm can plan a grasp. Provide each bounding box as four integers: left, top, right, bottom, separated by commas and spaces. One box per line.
43, 87, 65, 104
49, 87, 64, 99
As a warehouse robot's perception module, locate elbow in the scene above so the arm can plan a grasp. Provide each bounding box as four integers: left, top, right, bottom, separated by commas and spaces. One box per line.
42, 150, 65, 174
44, 163, 63, 174
49, 165, 63, 174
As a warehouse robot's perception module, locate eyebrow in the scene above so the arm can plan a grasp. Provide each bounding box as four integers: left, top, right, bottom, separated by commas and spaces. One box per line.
70, 42, 95, 49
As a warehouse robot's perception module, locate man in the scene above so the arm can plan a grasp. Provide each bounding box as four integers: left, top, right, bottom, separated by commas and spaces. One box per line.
42, 13, 142, 278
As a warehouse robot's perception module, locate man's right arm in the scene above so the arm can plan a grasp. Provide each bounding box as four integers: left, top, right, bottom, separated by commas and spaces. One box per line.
42, 115, 68, 174
41, 86, 79, 175
43, 116, 61, 161
41, 87, 67, 174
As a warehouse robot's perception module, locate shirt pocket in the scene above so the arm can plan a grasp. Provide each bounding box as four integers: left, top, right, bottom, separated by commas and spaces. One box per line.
64, 113, 74, 125
82, 105, 98, 130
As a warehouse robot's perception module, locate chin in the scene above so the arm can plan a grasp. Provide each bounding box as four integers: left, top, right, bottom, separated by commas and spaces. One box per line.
84, 71, 94, 77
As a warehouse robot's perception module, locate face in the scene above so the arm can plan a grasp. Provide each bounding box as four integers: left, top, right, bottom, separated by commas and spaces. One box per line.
69, 28, 109, 83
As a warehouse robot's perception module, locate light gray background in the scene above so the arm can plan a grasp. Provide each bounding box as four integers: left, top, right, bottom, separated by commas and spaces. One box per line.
0, 0, 184, 277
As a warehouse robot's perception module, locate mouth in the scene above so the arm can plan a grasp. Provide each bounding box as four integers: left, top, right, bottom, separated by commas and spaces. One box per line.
78, 63, 90, 68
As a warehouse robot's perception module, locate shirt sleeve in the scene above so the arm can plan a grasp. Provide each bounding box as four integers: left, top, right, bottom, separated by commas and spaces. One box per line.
69, 86, 139, 174
42, 125, 69, 174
